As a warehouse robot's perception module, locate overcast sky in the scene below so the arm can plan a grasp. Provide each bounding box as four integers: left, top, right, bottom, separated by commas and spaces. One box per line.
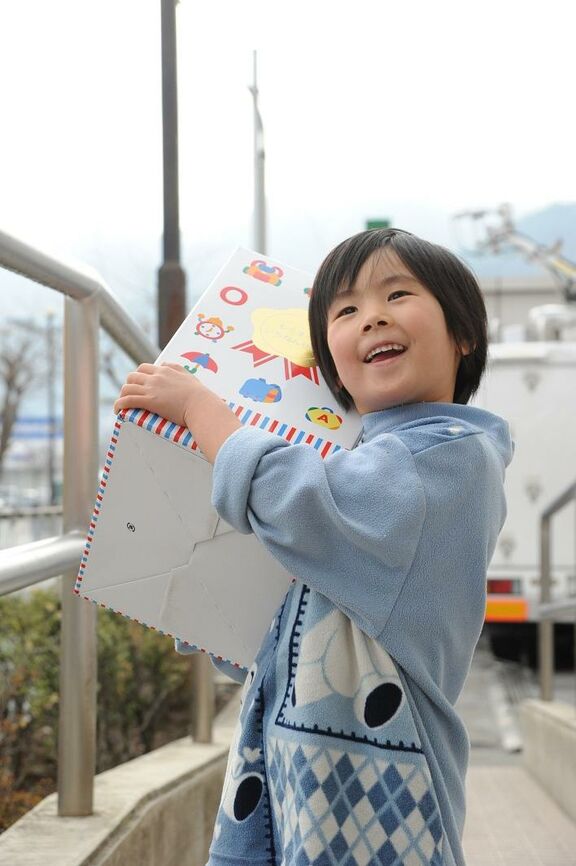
1, 0, 575, 308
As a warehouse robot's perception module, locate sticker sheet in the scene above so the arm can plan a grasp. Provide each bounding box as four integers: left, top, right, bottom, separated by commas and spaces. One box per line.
76, 248, 362, 670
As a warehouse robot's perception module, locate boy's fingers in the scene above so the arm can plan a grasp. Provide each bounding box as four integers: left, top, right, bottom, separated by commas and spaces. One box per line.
120, 382, 146, 395
125, 372, 149, 384
114, 381, 147, 412
114, 393, 146, 413
136, 363, 156, 373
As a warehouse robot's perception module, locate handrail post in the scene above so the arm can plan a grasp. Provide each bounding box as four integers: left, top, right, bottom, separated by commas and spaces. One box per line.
539, 514, 554, 700
190, 654, 215, 744
57, 295, 99, 815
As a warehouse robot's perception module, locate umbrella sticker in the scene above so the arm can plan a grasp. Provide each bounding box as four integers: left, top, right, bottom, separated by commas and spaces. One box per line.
181, 351, 219, 375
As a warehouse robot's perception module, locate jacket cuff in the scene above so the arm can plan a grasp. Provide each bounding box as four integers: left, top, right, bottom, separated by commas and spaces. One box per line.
212, 425, 288, 533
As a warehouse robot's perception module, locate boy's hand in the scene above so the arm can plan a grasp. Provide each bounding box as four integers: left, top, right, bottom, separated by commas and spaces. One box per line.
113, 362, 242, 464
113, 363, 200, 427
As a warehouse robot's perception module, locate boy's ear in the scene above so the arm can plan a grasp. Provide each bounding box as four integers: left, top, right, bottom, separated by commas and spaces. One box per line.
458, 340, 474, 357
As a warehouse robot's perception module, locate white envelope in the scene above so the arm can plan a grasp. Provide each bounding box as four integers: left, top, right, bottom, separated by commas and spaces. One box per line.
76, 248, 361, 670
78, 418, 294, 668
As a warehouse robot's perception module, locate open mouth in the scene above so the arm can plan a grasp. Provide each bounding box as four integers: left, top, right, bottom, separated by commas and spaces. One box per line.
364, 344, 406, 363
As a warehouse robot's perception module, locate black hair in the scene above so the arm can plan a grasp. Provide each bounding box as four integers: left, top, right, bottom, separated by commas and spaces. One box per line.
308, 227, 488, 411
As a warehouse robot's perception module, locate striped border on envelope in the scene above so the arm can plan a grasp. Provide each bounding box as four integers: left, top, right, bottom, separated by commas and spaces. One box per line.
74, 417, 122, 595
74, 405, 342, 670
115, 403, 342, 458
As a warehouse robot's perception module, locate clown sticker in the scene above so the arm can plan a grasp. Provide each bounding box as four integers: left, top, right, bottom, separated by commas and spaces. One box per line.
195, 314, 234, 343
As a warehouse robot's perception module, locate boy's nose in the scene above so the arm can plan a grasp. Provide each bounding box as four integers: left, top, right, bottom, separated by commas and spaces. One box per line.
362, 312, 390, 332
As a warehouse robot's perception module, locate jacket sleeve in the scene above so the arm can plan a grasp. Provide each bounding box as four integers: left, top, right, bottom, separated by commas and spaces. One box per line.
174, 639, 248, 684
212, 426, 426, 637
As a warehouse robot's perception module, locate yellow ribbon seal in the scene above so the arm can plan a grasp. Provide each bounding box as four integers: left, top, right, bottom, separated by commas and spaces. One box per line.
251, 308, 316, 367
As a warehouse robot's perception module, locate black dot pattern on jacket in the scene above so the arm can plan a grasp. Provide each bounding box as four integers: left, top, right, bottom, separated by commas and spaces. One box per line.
233, 775, 264, 821
364, 682, 403, 728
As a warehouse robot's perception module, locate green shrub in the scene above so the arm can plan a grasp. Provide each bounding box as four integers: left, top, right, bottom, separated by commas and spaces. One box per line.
0, 590, 60, 831
0, 588, 219, 832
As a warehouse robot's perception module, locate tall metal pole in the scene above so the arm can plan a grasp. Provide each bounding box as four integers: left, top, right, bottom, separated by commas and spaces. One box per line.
539, 516, 554, 700
158, 0, 186, 350
58, 295, 99, 815
158, 2, 213, 740
250, 51, 266, 255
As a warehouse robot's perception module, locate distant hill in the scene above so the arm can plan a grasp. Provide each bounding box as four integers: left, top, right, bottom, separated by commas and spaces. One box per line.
459, 202, 576, 279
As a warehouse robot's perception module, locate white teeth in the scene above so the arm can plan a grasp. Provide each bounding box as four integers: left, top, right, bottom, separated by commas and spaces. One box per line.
365, 344, 405, 362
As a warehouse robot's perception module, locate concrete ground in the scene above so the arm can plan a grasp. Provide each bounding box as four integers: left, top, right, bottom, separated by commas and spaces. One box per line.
457, 640, 576, 865
464, 764, 576, 866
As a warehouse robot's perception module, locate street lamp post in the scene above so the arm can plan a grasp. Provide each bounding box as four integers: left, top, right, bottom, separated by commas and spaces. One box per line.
158, 1, 214, 742
158, 0, 186, 350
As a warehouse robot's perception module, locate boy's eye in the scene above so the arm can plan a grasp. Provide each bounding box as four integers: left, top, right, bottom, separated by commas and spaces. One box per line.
388, 290, 410, 301
336, 305, 356, 317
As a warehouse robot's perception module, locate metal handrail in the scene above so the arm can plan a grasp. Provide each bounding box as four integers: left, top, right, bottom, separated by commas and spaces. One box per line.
0, 532, 84, 594
0, 505, 63, 519
0, 228, 157, 362
0, 228, 158, 816
538, 481, 576, 700
539, 599, 576, 618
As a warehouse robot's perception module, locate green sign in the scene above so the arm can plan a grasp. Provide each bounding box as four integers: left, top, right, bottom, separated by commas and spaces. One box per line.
365, 219, 391, 230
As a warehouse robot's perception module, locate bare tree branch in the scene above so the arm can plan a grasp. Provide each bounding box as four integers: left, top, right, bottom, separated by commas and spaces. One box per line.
0, 327, 38, 478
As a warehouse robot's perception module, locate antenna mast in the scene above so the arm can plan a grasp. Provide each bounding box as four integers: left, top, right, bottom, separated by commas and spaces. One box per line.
250, 51, 267, 254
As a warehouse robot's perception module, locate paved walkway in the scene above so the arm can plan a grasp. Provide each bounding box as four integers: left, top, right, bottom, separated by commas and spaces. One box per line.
457, 639, 576, 865
464, 764, 576, 865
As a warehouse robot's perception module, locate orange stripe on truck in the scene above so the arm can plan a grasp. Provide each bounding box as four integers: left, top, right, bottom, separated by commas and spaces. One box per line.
485, 598, 529, 622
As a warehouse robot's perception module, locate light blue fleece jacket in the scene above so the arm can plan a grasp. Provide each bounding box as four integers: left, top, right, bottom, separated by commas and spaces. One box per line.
201, 402, 513, 866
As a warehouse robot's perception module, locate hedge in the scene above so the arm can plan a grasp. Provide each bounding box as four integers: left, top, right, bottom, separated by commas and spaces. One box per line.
0, 588, 227, 832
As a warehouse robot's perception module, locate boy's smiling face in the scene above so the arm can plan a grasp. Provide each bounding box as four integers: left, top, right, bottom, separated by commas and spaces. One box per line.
326, 249, 463, 415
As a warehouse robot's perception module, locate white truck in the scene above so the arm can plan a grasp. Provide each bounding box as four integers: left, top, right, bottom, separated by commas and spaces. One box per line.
472, 337, 576, 664
454, 204, 576, 664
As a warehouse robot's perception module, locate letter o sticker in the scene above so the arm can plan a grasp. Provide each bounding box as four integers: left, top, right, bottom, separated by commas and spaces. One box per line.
220, 286, 248, 306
